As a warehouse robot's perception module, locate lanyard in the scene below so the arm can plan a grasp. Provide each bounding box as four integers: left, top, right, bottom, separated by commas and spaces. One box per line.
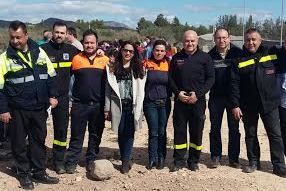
17, 51, 32, 68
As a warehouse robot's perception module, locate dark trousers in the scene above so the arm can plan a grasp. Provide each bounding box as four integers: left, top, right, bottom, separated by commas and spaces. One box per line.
173, 100, 206, 165
65, 101, 105, 167
0, 121, 6, 142
51, 95, 69, 167
143, 98, 171, 162
9, 108, 47, 175
279, 106, 286, 156
242, 107, 285, 169
118, 107, 135, 161
208, 96, 240, 162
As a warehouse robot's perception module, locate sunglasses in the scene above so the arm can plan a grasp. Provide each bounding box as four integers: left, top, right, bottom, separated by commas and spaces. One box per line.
122, 48, 134, 54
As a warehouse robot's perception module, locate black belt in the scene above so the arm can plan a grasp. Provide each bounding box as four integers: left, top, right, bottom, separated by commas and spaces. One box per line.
73, 100, 100, 106
121, 99, 132, 108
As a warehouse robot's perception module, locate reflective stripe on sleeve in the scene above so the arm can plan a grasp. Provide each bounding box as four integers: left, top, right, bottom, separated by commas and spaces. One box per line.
39, 74, 48, 80
259, 54, 277, 63
238, 59, 255, 68
6, 75, 34, 84
59, 62, 72, 68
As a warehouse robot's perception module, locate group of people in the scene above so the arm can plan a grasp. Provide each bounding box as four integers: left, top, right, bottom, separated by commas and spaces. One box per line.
0, 20, 286, 190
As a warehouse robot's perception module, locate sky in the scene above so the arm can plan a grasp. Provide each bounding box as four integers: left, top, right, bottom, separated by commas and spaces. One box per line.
0, 0, 284, 28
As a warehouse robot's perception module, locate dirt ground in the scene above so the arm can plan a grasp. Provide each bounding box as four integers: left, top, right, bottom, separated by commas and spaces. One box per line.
0, 102, 286, 191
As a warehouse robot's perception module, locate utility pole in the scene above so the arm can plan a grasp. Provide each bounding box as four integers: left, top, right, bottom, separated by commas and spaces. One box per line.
242, 0, 246, 44
281, 0, 284, 46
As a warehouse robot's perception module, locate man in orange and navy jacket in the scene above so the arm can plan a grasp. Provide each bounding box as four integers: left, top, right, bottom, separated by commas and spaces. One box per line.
65, 29, 109, 174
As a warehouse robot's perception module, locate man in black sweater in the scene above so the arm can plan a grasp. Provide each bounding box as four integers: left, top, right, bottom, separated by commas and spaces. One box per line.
208, 27, 243, 169
169, 30, 215, 171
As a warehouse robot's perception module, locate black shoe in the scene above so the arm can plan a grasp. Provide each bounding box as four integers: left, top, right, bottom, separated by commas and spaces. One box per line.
120, 160, 131, 174
243, 165, 257, 173
86, 161, 95, 173
170, 161, 186, 172
146, 161, 157, 170
157, 158, 165, 170
209, 157, 220, 169
54, 165, 66, 174
229, 161, 241, 169
273, 168, 286, 178
32, 172, 59, 184
18, 175, 34, 190
65, 165, 76, 174
188, 163, 199, 171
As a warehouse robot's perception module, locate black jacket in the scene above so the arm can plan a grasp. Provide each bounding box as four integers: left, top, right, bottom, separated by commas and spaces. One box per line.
0, 38, 57, 112
169, 48, 215, 100
208, 44, 243, 97
274, 46, 286, 74
230, 45, 280, 113
41, 40, 79, 97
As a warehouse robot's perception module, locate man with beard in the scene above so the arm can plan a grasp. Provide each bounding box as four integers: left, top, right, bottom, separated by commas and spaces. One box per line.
65, 29, 109, 174
41, 21, 78, 174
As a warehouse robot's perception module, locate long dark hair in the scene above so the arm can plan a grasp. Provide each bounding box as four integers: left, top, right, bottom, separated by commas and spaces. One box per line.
149, 39, 169, 64
112, 40, 145, 79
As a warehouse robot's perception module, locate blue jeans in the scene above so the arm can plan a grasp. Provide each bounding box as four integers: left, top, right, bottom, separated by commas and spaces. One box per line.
143, 99, 171, 162
118, 107, 135, 161
208, 96, 240, 162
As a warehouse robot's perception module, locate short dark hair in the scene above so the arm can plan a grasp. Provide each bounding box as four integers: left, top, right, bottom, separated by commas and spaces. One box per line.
245, 28, 260, 35
67, 27, 77, 38
82, 29, 98, 41
9, 20, 27, 34
43, 29, 49, 34
214, 27, 230, 37
52, 21, 67, 30
150, 39, 169, 62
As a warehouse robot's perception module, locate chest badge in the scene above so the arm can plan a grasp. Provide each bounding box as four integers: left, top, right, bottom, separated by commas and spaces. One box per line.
63, 53, 70, 61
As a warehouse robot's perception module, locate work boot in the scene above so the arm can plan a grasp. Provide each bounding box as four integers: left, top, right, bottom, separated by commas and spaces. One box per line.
86, 161, 95, 173
18, 174, 34, 190
209, 157, 220, 169
32, 172, 59, 184
243, 164, 258, 173
54, 164, 66, 174
188, 163, 199, 171
170, 160, 186, 172
273, 168, 286, 178
229, 160, 241, 169
120, 160, 131, 174
65, 164, 76, 174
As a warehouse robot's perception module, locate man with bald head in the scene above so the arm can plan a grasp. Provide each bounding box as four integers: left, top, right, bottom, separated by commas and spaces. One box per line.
169, 30, 215, 171
231, 28, 286, 177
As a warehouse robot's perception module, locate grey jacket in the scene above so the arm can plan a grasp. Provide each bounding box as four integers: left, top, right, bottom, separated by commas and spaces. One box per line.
105, 64, 146, 134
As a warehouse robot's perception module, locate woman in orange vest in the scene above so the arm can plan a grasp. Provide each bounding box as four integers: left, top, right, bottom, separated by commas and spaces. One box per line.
143, 40, 171, 170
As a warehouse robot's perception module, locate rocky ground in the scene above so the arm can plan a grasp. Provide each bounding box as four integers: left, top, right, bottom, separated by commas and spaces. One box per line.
0, 103, 285, 191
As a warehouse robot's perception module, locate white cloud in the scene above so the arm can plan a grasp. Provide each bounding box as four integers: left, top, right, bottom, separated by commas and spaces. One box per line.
231, 7, 274, 22
0, 1, 135, 23
185, 4, 214, 12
